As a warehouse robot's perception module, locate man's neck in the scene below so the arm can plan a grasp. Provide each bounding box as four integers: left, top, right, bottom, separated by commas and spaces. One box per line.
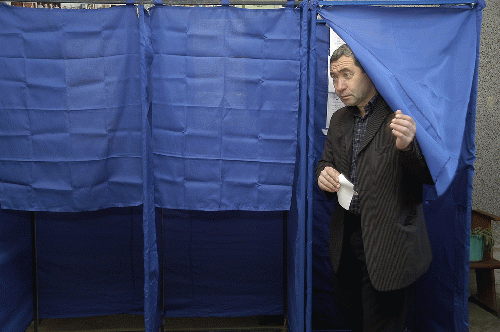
357, 92, 378, 118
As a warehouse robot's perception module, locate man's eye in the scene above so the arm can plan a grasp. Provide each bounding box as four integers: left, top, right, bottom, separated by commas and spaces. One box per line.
344, 72, 353, 78
331, 76, 338, 81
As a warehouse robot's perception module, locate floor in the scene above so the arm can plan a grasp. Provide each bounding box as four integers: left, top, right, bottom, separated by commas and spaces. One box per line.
469, 299, 500, 332
24, 301, 500, 331
25, 315, 285, 332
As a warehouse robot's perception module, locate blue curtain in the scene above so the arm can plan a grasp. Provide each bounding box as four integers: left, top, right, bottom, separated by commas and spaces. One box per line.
0, 4, 302, 331
284, 2, 314, 331
35, 208, 144, 318
0, 210, 32, 332
318, 1, 484, 196
150, 5, 301, 211
148, 4, 304, 331
139, 6, 161, 332
160, 209, 284, 317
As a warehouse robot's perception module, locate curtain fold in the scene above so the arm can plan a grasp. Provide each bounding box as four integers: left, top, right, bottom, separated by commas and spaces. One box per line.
0, 4, 143, 212
318, 1, 484, 196
150, 5, 301, 211
160, 209, 284, 318
0, 210, 32, 332
36, 208, 144, 318
140, 5, 161, 332
315, 2, 484, 331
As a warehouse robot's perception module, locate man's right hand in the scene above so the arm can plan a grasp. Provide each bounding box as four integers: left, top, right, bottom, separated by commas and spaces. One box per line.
318, 166, 341, 193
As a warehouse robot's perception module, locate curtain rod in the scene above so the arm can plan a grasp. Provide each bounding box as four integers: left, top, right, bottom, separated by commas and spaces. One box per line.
319, 0, 476, 6
3, 0, 301, 5
3, 0, 477, 7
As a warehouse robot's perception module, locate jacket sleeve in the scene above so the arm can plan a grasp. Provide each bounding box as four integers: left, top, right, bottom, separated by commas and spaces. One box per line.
399, 140, 434, 185
315, 119, 339, 201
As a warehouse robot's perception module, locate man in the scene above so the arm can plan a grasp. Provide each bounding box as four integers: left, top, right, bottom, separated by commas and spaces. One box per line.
316, 44, 434, 331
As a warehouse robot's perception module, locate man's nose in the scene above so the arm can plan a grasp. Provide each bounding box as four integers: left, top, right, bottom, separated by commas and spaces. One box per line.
335, 79, 346, 92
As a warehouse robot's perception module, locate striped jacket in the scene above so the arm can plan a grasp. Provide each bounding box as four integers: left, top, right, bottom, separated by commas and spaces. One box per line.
316, 97, 434, 291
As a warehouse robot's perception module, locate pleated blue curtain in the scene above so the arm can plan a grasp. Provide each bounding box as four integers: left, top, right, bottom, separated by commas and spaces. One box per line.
139, 5, 161, 332
0, 210, 32, 332
150, 5, 301, 212
35, 208, 145, 318
160, 209, 285, 317
305, 6, 318, 332
0, 4, 143, 212
318, 1, 484, 196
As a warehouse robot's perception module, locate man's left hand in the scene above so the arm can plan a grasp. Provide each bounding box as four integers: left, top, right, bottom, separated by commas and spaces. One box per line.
390, 110, 416, 151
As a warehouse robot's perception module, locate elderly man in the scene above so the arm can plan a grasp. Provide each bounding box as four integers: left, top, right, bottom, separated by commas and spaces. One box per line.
316, 44, 434, 331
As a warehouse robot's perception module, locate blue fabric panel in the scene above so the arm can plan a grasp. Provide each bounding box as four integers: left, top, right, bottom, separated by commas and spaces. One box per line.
414, 141, 474, 332
286, 3, 310, 331
0, 4, 142, 212
150, 5, 301, 211
0, 210, 33, 332
413, 6, 479, 329
305, 10, 318, 332
140, 6, 162, 332
35, 207, 144, 318
160, 209, 283, 317
318, 2, 484, 196
414, 180, 471, 331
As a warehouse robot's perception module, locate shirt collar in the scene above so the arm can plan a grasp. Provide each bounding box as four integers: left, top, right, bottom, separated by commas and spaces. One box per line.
354, 93, 379, 119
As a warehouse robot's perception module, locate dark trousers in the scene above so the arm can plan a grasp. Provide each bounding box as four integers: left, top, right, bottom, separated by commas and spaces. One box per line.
333, 212, 410, 332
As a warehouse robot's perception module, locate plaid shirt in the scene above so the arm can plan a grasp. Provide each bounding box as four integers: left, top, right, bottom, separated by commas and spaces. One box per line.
349, 94, 379, 214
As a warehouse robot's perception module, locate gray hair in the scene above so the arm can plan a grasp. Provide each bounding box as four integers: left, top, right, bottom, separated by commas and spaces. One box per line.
330, 44, 365, 72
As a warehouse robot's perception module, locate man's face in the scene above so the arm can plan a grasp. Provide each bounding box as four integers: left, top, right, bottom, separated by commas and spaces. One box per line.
330, 55, 376, 109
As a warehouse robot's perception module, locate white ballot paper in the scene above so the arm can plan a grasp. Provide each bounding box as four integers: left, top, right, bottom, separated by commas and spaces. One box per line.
338, 174, 357, 210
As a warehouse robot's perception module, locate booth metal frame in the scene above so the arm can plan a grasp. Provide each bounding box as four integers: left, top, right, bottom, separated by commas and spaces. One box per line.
2, 1, 480, 331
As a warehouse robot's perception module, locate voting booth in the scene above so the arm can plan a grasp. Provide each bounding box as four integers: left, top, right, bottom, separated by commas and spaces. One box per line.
0, 0, 484, 331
